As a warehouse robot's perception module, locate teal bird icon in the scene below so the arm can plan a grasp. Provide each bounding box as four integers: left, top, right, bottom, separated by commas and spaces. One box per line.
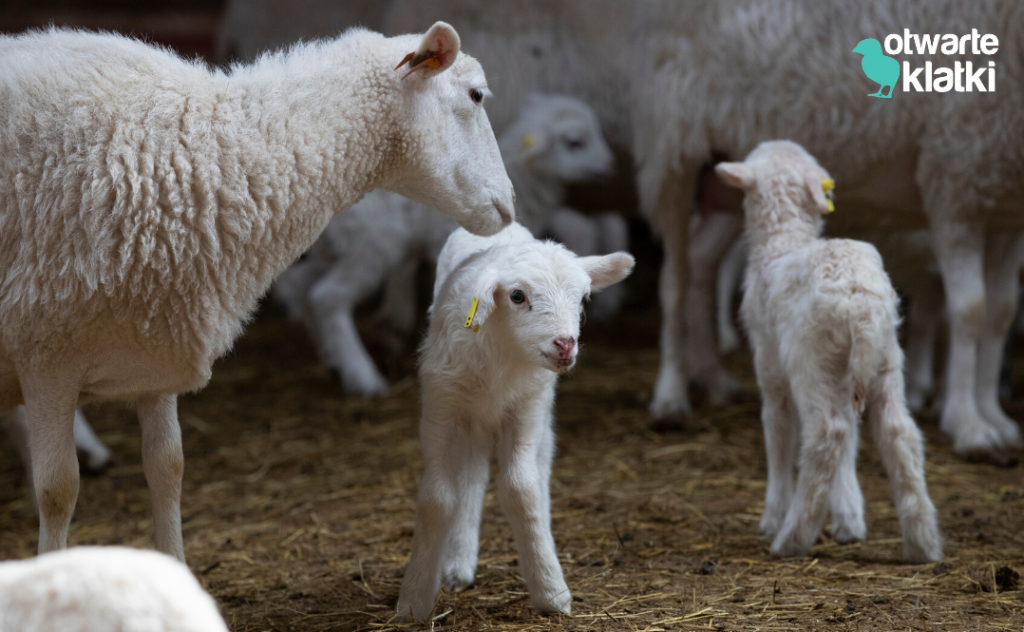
853, 38, 900, 98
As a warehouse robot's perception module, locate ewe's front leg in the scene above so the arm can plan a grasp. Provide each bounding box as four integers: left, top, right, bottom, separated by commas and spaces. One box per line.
903, 278, 944, 411
931, 221, 1005, 459
497, 399, 570, 615
397, 414, 490, 622
138, 394, 185, 561
23, 377, 81, 554
976, 232, 1024, 449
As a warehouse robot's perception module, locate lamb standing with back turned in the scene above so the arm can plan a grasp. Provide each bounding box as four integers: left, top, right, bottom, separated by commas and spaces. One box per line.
716, 141, 942, 562
396, 223, 634, 621
0, 22, 514, 560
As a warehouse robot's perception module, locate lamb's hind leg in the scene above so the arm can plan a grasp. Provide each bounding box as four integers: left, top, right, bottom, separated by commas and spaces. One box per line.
771, 375, 847, 557
828, 414, 866, 544
976, 231, 1024, 449
138, 394, 185, 561
22, 373, 81, 554
868, 363, 942, 563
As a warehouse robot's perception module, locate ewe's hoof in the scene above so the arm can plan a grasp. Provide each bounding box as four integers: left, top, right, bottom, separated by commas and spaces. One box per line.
650, 412, 689, 433
957, 445, 1019, 467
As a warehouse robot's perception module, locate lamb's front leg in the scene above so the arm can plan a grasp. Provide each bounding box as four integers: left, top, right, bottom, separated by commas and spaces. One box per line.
439, 432, 492, 592
752, 347, 796, 537
397, 413, 490, 623
496, 395, 570, 615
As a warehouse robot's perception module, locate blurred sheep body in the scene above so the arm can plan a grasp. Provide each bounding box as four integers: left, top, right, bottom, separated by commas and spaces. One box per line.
396, 224, 634, 621
0, 547, 227, 632
387, 0, 1024, 460
719, 141, 941, 562
273, 94, 623, 395
0, 24, 514, 560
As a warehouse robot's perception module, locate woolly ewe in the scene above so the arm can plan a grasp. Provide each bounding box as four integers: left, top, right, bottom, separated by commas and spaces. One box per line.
396, 224, 634, 621
717, 141, 942, 562
0, 22, 513, 560
274, 93, 620, 395
0, 547, 227, 632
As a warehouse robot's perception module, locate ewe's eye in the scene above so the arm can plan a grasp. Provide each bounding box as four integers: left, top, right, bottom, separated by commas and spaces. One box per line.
510, 289, 526, 305
470, 88, 485, 104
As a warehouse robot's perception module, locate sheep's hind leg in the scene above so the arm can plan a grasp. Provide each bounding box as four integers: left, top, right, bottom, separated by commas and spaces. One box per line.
22, 374, 81, 554
828, 411, 866, 544
138, 394, 185, 561
975, 231, 1024, 450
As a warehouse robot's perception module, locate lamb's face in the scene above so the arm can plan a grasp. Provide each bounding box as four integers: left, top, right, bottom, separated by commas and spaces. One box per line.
504, 95, 616, 182
498, 248, 592, 373
716, 140, 834, 218
385, 23, 515, 238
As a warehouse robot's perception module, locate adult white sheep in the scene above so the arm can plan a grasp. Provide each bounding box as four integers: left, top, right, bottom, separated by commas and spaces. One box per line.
396, 224, 634, 621
0, 23, 514, 560
0, 546, 228, 632
718, 141, 942, 562
273, 93, 620, 395
386, 0, 1024, 462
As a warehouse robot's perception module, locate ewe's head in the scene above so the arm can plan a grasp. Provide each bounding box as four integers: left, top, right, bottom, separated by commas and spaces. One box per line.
466, 228, 634, 373
384, 22, 515, 237
715, 140, 834, 223
500, 94, 616, 181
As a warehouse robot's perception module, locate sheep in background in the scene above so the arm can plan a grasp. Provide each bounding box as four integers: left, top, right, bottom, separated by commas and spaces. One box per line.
387, 0, 1024, 462
396, 224, 634, 621
0, 547, 227, 632
0, 23, 513, 560
1, 407, 112, 508
718, 141, 941, 562
273, 94, 623, 395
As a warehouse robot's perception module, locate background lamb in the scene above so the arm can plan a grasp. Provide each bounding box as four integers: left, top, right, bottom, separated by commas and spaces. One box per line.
273, 93, 624, 395
387, 0, 1024, 462
0, 22, 513, 560
719, 141, 941, 562
396, 224, 634, 621
0, 546, 228, 632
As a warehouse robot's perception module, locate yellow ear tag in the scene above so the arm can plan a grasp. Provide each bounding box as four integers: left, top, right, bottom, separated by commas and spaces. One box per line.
464, 296, 480, 331
821, 178, 836, 213
522, 134, 535, 150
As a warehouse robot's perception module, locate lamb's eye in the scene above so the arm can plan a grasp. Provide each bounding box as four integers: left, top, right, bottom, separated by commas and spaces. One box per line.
510, 289, 526, 304
565, 138, 585, 150
471, 89, 485, 104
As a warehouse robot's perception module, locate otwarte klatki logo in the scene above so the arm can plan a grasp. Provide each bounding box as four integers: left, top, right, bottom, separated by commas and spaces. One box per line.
853, 29, 998, 98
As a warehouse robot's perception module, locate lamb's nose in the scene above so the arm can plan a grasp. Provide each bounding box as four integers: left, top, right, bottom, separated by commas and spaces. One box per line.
553, 337, 576, 358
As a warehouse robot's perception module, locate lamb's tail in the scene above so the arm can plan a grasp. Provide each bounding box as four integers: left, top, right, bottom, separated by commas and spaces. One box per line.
848, 291, 893, 416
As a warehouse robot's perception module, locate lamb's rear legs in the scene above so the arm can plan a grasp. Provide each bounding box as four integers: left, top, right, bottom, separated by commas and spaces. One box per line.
868, 367, 942, 562
138, 394, 185, 561
828, 420, 866, 543
975, 231, 1024, 449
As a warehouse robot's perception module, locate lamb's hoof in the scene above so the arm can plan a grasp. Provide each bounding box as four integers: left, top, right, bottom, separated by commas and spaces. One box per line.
770, 531, 812, 558
957, 444, 1019, 467
532, 586, 571, 615
393, 603, 428, 625
831, 520, 866, 544
337, 370, 389, 397
901, 519, 943, 564
759, 512, 784, 538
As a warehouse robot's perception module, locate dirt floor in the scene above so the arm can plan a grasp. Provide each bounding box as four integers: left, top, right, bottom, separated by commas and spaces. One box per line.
2, 248, 1023, 632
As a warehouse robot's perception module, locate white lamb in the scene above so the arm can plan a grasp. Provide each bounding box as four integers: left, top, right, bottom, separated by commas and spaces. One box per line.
0, 546, 227, 632
717, 141, 942, 562
273, 93, 621, 395
395, 224, 634, 621
0, 23, 514, 560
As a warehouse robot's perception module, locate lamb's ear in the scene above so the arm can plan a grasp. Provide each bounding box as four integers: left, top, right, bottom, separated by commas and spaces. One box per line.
465, 271, 499, 331
520, 128, 550, 159
805, 172, 833, 214
579, 252, 635, 291
715, 162, 754, 190
396, 22, 460, 80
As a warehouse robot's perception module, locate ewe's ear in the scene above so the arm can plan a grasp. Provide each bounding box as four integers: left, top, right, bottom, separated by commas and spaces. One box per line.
396, 21, 461, 80
805, 172, 833, 214
465, 271, 499, 331
715, 162, 754, 190
579, 252, 635, 291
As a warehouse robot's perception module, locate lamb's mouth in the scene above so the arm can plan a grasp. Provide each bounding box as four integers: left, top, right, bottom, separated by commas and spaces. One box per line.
541, 352, 575, 371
